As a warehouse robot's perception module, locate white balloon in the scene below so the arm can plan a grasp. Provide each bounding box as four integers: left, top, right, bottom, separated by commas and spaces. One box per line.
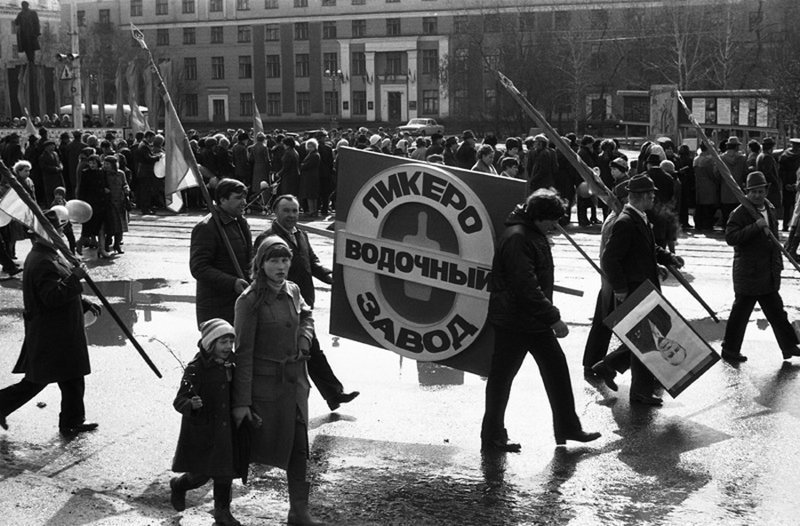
65, 199, 93, 223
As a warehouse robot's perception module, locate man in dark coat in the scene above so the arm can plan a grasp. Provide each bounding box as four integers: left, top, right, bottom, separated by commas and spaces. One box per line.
527, 134, 558, 192
481, 189, 600, 452
778, 138, 800, 230
254, 194, 358, 411
14, 1, 40, 63
591, 174, 685, 406
190, 179, 252, 326
454, 130, 477, 170
0, 206, 100, 434
134, 131, 161, 215
576, 135, 599, 226
719, 171, 800, 363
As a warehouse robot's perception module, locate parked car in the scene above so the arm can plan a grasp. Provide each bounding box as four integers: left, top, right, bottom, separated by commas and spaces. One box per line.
397, 118, 445, 136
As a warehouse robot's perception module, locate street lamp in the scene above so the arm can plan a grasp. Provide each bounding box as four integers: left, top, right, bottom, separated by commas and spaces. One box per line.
324, 68, 343, 128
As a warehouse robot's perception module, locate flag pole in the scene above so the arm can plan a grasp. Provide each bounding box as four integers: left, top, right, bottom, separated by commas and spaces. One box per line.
131, 24, 245, 280
0, 160, 162, 378
554, 223, 608, 280
676, 91, 800, 274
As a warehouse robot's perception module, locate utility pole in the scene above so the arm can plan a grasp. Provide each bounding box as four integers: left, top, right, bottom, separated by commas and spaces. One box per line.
70, 0, 83, 127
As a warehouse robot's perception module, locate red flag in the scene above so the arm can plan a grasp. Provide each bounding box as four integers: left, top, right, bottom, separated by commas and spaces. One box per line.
253, 101, 264, 135
23, 107, 37, 137
163, 95, 198, 212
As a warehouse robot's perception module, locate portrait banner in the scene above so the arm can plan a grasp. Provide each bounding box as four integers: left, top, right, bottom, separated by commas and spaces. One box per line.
604, 280, 719, 397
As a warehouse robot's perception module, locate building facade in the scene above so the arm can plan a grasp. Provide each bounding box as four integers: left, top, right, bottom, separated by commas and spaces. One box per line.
65, 0, 795, 133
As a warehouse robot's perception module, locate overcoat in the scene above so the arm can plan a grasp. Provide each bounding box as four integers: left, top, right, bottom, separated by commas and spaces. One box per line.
298, 150, 320, 200
232, 281, 314, 470
725, 201, 782, 296
693, 153, 719, 205
171, 351, 237, 477
13, 241, 91, 384
717, 151, 747, 204
190, 206, 252, 325
487, 207, 560, 333
278, 147, 300, 196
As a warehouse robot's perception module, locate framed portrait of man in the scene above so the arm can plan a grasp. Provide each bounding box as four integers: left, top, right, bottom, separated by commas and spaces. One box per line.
604, 280, 719, 397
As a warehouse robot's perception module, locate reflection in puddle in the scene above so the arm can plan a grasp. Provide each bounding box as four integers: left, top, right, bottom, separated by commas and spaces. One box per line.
417, 361, 464, 387
81, 279, 195, 347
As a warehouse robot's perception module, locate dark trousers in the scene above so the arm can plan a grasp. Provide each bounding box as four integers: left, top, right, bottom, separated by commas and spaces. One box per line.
583, 289, 614, 368
0, 231, 17, 272
576, 196, 597, 225
287, 414, 309, 496
0, 376, 85, 428
307, 336, 344, 403
481, 327, 581, 441
693, 204, 718, 230
603, 344, 656, 396
722, 291, 798, 354
783, 189, 796, 229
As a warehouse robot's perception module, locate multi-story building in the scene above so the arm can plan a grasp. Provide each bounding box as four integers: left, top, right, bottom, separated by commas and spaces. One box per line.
64, 0, 797, 134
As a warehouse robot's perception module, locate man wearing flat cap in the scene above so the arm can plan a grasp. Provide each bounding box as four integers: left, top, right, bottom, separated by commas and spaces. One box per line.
720, 171, 800, 363
455, 130, 477, 170
591, 174, 685, 406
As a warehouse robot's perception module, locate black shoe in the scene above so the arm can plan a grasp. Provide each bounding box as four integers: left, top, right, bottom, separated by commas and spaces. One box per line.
555, 430, 601, 446
0, 412, 7, 431
781, 346, 800, 360
59, 422, 98, 435
481, 436, 521, 453
3, 266, 22, 278
327, 391, 360, 411
590, 361, 618, 391
583, 366, 599, 379
630, 393, 663, 406
169, 476, 186, 512
721, 349, 748, 363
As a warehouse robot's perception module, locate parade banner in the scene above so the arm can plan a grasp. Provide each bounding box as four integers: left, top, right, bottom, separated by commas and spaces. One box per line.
330, 148, 526, 376
604, 280, 719, 397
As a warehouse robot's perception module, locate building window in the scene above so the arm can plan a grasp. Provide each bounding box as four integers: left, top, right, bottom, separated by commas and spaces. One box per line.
265, 0, 278, 8
455, 48, 468, 73
322, 0, 336, 5
265, 24, 280, 41
267, 93, 281, 116
237, 0, 250, 10
323, 53, 338, 73
211, 57, 225, 79
238, 25, 251, 43
421, 49, 437, 74
423, 17, 437, 35
130, 0, 142, 17
77, 10, 85, 27
182, 0, 195, 14
295, 54, 309, 77
386, 19, 401, 36
294, 0, 308, 6
183, 28, 196, 45
239, 56, 252, 78
185, 94, 198, 117
485, 14, 501, 32
352, 0, 365, 4
294, 22, 309, 40
352, 91, 366, 115
210, 0, 223, 12
266, 55, 281, 77
99, 9, 110, 25
483, 51, 500, 72
296, 92, 310, 115
386, 52, 402, 75
156, 0, 168, 16
323, 21, 337, 39
184, 57, 197, 80
422, 90, 439, 114
454, 89, 468, 115
352, 52, 366, 75
454, 15, 468, 33
324, 91, 339, 115
156, 29, 169, 46
352, 20, 366, 38
386, 0, 399, 3
240, 92, 253, 116
211, 26, 224, 44
484, 88, 497, 110
520, 12, 536, 31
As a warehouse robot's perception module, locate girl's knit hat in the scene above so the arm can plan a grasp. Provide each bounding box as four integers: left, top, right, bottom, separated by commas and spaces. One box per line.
199, 318, 235, 350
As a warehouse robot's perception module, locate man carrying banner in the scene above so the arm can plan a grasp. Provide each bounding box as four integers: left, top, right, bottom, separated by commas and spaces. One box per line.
481, 189, 600, 451
591, 174, 685, 406
0, 206, 101, 434
719, 171, 800, 363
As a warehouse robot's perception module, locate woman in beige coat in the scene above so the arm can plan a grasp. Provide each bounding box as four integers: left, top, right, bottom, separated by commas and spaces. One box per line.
232, 235, 322, 526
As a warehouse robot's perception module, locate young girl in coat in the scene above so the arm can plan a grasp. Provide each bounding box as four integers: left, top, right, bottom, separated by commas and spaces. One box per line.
170, 318, 241, 526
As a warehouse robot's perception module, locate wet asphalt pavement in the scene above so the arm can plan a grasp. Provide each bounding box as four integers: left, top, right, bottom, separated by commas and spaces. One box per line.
1, 213, 799, 525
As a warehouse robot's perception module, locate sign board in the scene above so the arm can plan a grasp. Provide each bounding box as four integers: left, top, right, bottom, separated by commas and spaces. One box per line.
330, 148, 527, 376
604, 280, 719, 397
717, 98, 731, 125
61, 64, 73, 80
649, 85, 678, 141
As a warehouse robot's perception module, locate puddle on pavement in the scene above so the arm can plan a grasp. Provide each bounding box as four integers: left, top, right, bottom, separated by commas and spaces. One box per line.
81, 279, 194, 347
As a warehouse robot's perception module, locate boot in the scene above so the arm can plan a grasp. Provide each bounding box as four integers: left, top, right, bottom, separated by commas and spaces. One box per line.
287, 481, 324, 526
213, 481, 241, 526
169, 475, 189, 512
